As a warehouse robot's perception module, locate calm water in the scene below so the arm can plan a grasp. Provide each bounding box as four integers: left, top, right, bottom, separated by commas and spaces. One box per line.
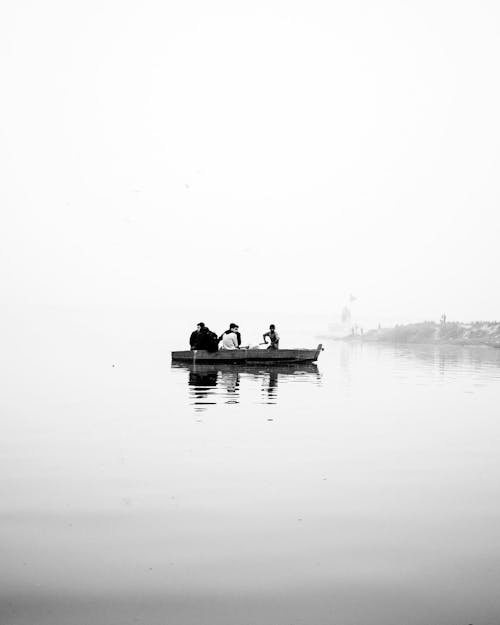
2, 338, 500, 624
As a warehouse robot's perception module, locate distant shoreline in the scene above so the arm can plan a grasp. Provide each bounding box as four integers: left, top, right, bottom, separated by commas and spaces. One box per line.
328, 321, 500, 348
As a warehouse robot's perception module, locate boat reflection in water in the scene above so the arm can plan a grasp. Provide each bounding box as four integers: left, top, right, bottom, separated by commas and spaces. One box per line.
172, 362, 322, 411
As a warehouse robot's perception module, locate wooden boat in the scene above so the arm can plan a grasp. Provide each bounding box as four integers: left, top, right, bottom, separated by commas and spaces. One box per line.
172, 361, 320, 377
171, 344, 323, 364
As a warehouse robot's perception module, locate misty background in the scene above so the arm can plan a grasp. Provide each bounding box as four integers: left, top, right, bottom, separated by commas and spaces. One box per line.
2, 0, 499, 350
3, 6, 500, 624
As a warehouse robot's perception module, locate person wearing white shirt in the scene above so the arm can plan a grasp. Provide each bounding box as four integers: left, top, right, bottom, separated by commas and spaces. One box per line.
219, 323, 241, 347
221, 331, 239, 350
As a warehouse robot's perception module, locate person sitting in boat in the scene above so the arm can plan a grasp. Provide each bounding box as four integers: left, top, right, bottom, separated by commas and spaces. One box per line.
220, 324, 240, 350
263, 324, 280, 349
190, 322, 205, 350
219, 323, 241, 348
201, 326, 219, 351
190, 323, 219, 351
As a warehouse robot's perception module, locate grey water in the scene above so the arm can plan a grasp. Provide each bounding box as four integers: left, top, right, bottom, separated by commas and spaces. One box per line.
2, 336, 500, 625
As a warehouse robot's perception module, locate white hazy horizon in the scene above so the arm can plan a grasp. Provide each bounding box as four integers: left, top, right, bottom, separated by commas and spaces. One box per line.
2, 0, 499, 336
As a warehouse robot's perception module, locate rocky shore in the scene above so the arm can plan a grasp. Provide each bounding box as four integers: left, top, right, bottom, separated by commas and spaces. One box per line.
343, 321, 500, 348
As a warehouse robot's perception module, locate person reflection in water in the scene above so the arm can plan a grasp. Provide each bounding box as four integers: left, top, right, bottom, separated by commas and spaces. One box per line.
188, 368, 218, 407
265, 369, 279, 402
219, 369, 240, 402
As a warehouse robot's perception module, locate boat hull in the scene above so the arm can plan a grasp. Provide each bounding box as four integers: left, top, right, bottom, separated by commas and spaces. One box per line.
171, 344, 323, 364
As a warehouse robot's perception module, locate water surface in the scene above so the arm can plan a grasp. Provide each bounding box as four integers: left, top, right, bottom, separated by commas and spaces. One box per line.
2, 340, 500, 624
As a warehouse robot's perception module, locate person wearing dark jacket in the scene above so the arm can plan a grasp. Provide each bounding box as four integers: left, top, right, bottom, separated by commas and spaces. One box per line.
190, 323, 219, 351
190, 322, 206, 350
219, 323, 241, 347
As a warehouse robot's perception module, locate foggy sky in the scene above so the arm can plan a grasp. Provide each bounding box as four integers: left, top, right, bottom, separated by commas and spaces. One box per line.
2, 0, 499, 329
